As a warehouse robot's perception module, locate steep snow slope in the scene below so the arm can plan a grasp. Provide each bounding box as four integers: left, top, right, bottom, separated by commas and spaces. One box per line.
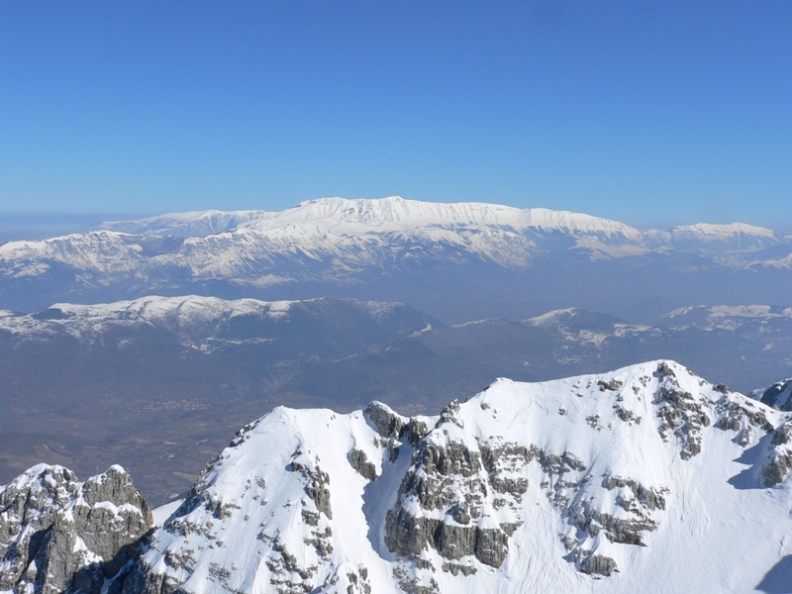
118, 360, 792, 594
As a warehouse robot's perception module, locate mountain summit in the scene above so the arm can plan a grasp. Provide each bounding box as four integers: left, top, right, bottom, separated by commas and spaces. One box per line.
2, 197, 790, 320
5, 360, 792, 593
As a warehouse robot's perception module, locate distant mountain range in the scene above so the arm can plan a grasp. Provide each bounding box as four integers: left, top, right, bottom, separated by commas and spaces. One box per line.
2, 294, 792, 505
2, 197, 791, 321
4, 360, 792, 593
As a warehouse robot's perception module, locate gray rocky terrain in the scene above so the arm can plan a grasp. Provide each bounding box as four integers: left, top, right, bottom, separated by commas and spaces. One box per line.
0, 465, 151, 594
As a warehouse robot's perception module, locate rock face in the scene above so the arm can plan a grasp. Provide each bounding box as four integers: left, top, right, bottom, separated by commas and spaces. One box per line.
0, 464, 152, 594
7, 360, 792, 594
752, 378, 792, 411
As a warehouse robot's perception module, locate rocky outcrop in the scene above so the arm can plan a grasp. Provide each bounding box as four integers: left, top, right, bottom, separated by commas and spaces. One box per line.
364, 402, 406, 439
0, 464, 152, 594
348, 449, 377, 481
384, 401, 526, 573
761, 420, 792, 486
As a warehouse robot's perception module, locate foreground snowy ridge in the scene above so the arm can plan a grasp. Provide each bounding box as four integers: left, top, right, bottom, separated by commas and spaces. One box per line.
124, 360, 792, 593
5, 359, 792, 593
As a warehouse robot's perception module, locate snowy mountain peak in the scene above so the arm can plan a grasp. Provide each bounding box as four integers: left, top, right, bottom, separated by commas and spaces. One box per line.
671, 222, 776, 240
100, 359, 792, 594
101, 196, 643, 239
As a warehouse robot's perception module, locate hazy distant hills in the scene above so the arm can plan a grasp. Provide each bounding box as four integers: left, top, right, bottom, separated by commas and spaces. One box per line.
2, 294, 792, 504
2, 196, 792, 321
0, 296, 432, 503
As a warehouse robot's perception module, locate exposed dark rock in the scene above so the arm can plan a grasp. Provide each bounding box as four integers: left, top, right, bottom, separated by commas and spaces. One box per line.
654, 385, 709, 459
405, 418, 431, 446
598, 379, 623, 392
656, 362, 676, 379
348, 449, 377, 481
577, 553, 617, 576
441, 562, 477, 576
604, 476, 667, 511
756, 379, 792, 411
291, 456, 332, 520
364, 402, 405, 439
762, 450, 792, 487
0, 464, 152, 594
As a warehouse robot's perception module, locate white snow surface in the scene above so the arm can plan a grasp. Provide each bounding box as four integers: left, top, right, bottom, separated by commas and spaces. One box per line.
0, 197, 786, 285
103, 197, 643, 239
137, 360, 792, 593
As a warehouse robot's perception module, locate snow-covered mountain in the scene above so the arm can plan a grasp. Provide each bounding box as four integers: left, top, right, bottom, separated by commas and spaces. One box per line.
1, 197, 646, 287
752, 379, 792, 412
1, 197, 790, 320
114, 361, 792, 593
101, 197, 644, 240
0, 294, 425, 355
5, 360, 792, 593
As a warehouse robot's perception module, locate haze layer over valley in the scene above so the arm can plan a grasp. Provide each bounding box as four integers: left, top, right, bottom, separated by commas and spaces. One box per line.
3, 294, 792, 504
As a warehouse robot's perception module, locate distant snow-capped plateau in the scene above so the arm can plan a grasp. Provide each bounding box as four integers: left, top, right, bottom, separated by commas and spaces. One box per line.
1, 197, 790, 320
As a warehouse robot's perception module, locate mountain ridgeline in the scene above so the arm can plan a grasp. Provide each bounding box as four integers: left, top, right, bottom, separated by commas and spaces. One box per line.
3, 361, 792, 593
1, 197, 791, 321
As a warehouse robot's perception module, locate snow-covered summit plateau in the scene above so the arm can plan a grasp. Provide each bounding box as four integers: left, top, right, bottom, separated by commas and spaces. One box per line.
101, 196, 644, 239
6, 360, 792, 593
1, 197, 790, 317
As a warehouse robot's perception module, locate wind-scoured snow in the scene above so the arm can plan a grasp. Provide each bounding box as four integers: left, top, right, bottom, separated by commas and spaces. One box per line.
127, 360, 792, 594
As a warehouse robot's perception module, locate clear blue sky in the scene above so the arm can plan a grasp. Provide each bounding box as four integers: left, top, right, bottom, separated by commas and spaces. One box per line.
1, 1, 790, 226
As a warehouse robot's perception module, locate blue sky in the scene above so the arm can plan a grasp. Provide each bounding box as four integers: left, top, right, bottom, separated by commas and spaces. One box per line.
1, 1, 790, 226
